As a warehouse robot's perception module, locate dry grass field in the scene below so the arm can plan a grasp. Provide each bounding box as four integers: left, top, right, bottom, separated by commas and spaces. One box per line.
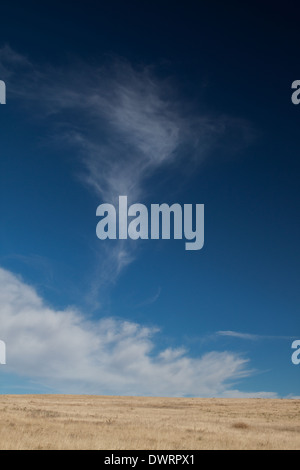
0, 395, 299, 450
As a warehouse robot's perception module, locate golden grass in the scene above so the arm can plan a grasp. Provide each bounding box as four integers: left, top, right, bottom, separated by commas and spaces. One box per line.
0, 395, 299, 450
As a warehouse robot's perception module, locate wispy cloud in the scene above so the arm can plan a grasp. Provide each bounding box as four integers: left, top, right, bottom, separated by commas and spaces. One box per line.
217, 331, 296, 341
0, 266, 276, 397
0, 46, 247, 202
135, 287, 162, 309
220, 390, 278, 399
0, 45, 254, 301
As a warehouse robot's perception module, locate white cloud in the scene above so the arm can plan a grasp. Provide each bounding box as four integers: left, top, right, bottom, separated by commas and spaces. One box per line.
0, 46, 254, 296
217, 331, 295, 341
135, 287, 162, 308
221, 390, 278, 399
0, 266, 271, 397
217, 331, 261, 341
0, 51, 230, 203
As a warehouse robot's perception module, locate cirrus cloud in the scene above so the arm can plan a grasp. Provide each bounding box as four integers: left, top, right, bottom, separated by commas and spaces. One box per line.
0, 45, 254, 298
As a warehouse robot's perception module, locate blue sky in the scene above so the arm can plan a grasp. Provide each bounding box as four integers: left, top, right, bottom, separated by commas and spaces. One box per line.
0, 1, 299, 397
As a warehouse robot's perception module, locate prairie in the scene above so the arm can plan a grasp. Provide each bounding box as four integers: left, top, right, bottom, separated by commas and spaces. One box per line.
0, 395, 299, 450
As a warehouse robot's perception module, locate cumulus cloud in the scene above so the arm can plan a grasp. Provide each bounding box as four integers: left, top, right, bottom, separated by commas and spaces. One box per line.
0, 266, 275, 397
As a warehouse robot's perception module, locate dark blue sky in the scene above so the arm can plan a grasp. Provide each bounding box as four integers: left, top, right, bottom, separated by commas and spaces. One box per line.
0, 1, 299, 396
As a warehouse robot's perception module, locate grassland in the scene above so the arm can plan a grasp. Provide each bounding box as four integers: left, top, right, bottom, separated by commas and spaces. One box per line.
0, 395, 299, 450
